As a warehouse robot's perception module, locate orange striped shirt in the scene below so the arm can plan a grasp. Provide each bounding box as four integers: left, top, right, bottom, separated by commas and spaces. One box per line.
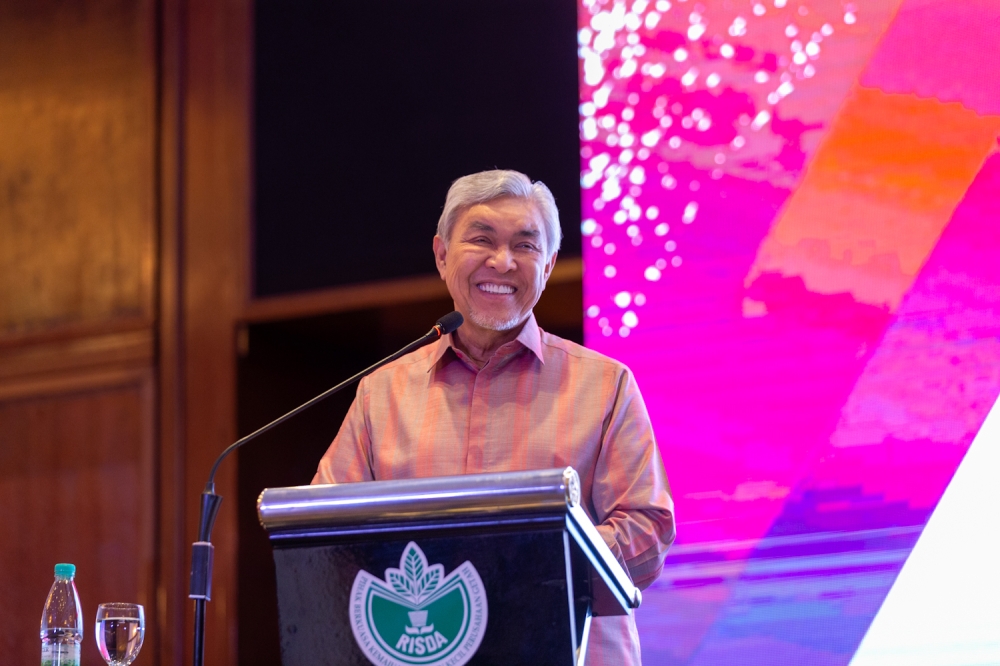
314, 313, 675, 664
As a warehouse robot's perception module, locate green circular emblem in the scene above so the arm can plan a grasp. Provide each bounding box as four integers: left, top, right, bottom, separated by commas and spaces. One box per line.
350, 542, 488, 666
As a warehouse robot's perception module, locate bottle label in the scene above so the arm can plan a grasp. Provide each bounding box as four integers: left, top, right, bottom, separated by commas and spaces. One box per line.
42, 642, 80, 666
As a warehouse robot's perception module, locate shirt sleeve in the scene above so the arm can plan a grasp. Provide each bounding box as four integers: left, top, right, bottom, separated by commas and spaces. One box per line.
591, 366, 676, 590
312, 378, 376, 484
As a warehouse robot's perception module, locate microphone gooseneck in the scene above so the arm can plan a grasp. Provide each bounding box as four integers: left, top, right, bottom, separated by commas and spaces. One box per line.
202, 310, 462, 489
189, 311, 462, 666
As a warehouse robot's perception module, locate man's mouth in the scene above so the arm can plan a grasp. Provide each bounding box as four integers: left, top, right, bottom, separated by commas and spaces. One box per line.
477, 283, 516, 295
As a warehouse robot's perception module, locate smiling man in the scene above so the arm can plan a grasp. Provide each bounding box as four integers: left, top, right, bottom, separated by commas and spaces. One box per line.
314, 169, 675, 665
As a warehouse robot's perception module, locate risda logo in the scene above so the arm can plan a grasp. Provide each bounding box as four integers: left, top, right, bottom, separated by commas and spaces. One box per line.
349, 542, 488, 666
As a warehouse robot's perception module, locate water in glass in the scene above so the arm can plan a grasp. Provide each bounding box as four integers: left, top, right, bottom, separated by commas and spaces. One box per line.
95, 604, 144, 666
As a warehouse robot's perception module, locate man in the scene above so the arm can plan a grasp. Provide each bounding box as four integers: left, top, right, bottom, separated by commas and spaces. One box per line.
314, 169, 675, 664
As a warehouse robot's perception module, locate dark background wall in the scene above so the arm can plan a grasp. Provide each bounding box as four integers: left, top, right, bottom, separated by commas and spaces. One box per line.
254, 0, 583, 296
242, 6, 583, 662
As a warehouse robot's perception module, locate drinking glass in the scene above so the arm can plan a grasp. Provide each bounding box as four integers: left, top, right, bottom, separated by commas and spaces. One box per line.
95, 603, 145, 666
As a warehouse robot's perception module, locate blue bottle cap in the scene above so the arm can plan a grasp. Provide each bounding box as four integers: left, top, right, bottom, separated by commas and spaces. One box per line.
54, 563, 76, 578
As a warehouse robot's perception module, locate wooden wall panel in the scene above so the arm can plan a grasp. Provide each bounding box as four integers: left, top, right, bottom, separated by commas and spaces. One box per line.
0, 0, 163, 663
0, 373, 155, 665
0, 0, 156, 339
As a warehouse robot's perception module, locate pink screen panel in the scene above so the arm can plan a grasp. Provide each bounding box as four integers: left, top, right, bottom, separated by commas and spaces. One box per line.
577, 0, 1000, 662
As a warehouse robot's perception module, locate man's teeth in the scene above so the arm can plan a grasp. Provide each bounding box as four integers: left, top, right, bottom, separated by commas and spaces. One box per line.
479, 283, 515, 294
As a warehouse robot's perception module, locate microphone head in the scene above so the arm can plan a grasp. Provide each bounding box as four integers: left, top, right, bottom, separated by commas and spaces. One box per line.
436, 311, 464, 335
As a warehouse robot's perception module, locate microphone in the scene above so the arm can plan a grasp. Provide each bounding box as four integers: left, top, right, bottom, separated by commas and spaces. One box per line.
434, 310, 464, 336
188, 311, 462, 666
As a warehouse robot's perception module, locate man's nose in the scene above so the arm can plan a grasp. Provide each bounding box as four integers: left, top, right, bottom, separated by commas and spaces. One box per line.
486, 246, 515, 272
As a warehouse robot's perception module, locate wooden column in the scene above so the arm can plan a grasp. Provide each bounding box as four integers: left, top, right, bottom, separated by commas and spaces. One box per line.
178, 0, 252, 664
157, 0, 188, 662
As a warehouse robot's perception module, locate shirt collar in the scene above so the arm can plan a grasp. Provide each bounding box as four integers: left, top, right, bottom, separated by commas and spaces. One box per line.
514, 312, 545, 363
426, 311, 546, 372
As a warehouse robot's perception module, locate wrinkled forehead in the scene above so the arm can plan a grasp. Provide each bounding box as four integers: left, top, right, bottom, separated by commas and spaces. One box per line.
452, 196, 545, 238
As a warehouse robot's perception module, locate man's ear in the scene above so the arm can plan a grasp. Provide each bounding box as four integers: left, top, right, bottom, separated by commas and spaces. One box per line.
433, 235, 448, 279
542, 251, 558, 284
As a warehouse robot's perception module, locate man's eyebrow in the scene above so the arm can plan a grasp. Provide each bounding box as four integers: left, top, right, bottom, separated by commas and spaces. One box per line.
466, 221, 496, 234
514, 229, 541, 239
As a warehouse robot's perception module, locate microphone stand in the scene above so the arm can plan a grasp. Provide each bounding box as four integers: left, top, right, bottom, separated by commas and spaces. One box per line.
188, 312, 462, 666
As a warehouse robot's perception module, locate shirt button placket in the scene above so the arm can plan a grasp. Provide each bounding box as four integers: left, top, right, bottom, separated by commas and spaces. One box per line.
466, 366, 487, 473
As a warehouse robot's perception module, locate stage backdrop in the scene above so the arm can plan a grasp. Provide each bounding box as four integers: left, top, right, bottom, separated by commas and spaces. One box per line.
577, 0, 1000, 663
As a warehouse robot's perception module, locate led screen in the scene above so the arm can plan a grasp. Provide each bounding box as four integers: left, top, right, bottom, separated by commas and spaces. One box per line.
577, 0, 1000, 662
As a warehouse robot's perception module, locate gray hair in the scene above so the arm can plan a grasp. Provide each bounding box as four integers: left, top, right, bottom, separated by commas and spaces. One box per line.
436, 170, 563, 260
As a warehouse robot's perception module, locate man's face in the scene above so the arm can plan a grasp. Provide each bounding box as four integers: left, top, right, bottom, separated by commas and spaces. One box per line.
433, 196, 557, 338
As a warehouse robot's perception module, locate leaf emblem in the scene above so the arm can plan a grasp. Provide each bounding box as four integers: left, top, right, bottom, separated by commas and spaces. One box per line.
384, 542, 448, 605
404, 546, 424, 584
420, 569, 440, 596
387, 570, 409, 597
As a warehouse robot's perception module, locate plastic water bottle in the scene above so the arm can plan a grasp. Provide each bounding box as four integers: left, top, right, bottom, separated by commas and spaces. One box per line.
40, 563, 83, 666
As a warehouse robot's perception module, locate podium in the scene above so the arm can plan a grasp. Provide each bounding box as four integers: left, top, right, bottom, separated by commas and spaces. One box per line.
257, 468, 641, 666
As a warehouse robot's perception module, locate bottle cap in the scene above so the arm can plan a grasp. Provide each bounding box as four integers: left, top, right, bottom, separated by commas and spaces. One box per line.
54, 563, 76, 578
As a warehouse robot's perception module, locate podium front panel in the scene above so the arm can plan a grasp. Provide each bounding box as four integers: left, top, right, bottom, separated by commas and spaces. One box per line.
272, 526, 586, 666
